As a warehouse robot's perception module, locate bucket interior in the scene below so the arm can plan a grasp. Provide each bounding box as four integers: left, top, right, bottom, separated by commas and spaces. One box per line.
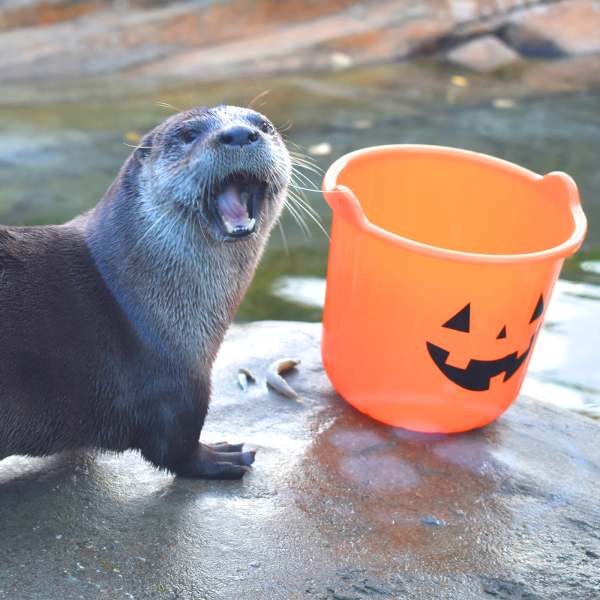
334, 150, 576, 256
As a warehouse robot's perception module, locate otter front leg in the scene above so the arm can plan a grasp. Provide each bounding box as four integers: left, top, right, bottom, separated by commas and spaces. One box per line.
169, 442, 256, 479
137, 407, 255, 479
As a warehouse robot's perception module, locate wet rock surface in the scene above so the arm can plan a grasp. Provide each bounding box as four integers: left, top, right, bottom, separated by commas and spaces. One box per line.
0, 321, 599, 599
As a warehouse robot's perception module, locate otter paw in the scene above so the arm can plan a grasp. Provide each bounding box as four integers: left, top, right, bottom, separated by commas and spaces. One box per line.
173, 442, 256, 479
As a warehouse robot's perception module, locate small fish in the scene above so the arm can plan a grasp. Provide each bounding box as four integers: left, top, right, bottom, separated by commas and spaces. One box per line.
237, 367, 256, 393
266, 358, 303, 402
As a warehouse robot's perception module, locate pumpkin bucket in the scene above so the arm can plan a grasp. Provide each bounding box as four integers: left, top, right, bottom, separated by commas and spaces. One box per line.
321, 145, 587, 433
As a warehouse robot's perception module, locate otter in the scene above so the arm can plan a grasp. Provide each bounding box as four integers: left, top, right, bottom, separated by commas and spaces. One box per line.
0, 105, 292, 479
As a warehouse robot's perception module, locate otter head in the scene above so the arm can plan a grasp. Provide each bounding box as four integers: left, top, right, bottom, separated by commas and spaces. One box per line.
134, 105, 292, 244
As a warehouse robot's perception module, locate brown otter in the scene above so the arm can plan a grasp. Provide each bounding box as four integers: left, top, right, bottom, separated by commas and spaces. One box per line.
0, 105, 292, 479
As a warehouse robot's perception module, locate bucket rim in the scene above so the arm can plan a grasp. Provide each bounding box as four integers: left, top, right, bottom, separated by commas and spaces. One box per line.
322, 144, 587, 267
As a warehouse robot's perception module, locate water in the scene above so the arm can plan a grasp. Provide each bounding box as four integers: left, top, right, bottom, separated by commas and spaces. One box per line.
0, 64, 598, 418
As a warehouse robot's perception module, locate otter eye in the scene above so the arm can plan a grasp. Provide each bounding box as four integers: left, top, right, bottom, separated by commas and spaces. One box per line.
181, 130, 198, 144
258, 121, 273, 134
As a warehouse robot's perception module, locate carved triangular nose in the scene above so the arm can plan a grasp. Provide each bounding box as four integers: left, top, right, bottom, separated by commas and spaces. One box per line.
219, 125, 259, 146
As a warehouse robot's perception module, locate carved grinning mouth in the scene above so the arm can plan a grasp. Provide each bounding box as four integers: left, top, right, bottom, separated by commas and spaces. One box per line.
426, 295, 545, 392
426, 329, 539, 392
210, 174, 265, 239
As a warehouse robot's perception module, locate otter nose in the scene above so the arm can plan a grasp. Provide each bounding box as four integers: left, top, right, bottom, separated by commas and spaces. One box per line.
219, 125, 260, 146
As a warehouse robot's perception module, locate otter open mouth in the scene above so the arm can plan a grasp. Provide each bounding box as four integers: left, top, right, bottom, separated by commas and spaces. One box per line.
210, 175, 265, 239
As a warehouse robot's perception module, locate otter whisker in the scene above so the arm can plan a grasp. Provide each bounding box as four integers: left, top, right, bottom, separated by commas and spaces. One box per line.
290, 159, 323, 177
287, 189, 323, 223
285, 200, 312, 240
287, 185, 313, 211
276, 120, 293, 133
195, 211, 211, 247
290, 154, 322, 169
287, 191, 331, 241
288, 184, 322, 193
180, 207, 201, 255
156, 101, 184, 112
158, 209, 185, 255
266, 165, 289, 189
166, 154, 191, 169
290, 166, 319, 189
288, 173, 315, 199
290, 157, 321, 170
248, 89, 271, 110
288, 146, 321, 160
134, 208, 171, 249
280, 138, 306, 151
291, 166, 322, 181
277, 219, 289, 255
288, 149, 321, 165
164, 156, 192, 180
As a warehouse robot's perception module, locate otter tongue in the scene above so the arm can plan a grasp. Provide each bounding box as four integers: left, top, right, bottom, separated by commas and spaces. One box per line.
217, 185, 251, 233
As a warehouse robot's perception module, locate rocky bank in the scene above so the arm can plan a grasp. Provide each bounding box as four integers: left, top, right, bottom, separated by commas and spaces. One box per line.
0, 0, 599, 83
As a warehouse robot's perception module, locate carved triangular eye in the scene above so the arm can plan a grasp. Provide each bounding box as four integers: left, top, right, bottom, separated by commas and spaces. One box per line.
529, 294, 544, 324
442, 303, 470, 333
496, 326, 507, 339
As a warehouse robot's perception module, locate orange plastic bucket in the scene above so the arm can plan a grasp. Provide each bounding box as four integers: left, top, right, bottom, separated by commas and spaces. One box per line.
322, 145, 587, 433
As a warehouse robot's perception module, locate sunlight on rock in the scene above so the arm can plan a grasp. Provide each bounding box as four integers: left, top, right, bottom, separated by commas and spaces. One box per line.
492, 98, 517, 109
580, 260, 600, 275
329, 52, 354, 71
270, 276, 326, 308
307, 142, 332, 156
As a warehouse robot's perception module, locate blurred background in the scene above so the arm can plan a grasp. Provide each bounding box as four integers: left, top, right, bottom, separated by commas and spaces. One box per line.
0, 0, 598, 417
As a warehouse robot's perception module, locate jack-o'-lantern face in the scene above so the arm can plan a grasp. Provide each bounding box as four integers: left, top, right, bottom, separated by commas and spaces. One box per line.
426, 294, 544, 392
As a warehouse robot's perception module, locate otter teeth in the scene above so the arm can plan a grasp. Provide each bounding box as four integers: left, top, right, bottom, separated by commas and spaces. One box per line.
221, 216, 234, 234
221, 214, 255, 234
216, 184, 256, 235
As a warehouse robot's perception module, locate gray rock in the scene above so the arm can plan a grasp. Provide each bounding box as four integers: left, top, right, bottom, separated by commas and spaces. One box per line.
0, 320, 598, 599
447, 34, 521, 72
510, 0, 600, 57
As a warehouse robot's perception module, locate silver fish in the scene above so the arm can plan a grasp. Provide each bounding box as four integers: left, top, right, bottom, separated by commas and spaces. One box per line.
237, 367, 256, 393
266, 358, 303, 402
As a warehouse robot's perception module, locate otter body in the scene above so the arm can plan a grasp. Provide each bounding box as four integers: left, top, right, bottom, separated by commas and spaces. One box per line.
0, 106, 291, 479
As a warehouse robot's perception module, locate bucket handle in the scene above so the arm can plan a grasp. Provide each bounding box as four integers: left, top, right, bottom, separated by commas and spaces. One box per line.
324, 175, 586, 267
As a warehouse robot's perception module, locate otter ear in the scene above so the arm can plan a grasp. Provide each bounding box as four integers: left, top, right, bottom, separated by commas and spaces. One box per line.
133, 131, 155, 164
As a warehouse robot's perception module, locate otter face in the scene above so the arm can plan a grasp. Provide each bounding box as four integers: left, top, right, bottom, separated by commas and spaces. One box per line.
137, 105, 292, 243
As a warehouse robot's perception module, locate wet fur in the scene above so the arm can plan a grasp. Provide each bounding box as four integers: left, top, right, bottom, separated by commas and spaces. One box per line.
0, 106, 291, 479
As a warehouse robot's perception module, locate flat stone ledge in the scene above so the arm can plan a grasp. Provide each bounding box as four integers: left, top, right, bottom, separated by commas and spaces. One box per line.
0, 320, 598, 599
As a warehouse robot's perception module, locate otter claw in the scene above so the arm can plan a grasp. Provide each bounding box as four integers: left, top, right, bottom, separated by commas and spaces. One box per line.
240, 450, 256, 466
